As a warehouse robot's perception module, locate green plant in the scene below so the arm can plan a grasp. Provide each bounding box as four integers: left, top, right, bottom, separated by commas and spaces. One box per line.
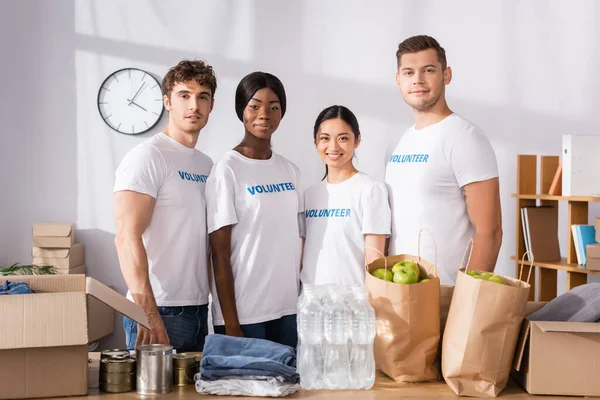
0, 263, 56, 276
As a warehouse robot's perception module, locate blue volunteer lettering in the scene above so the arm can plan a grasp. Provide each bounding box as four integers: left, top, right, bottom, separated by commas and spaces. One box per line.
388, 154, 430, 163
178, 170, 208, 183
247, 182, 296, 195
305, 208, 352, 218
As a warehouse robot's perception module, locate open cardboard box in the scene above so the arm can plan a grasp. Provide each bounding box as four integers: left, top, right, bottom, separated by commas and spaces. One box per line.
511, 301, 600, 396
0, 275, 149, 399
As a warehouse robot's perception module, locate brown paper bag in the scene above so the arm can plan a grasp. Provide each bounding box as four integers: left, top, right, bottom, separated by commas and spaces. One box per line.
441, 248, 532, 397
365, 231, 441, 382
434, 284, 454, 379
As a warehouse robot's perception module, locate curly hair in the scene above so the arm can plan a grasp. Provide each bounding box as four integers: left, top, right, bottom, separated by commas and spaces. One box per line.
162, 59, 217, 99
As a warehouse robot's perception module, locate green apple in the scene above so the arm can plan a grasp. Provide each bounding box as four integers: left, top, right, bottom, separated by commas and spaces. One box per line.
393, 267, 419, 284
372, 268, 393, 281
466, 270, 480, 277
392, 261, 420, 281
419, 278, 430, 283
488, 275, 506, 285
480, 272, 493, 279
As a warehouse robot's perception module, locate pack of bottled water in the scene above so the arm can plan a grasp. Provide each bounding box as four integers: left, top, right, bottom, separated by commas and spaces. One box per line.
296, 284, 375, 390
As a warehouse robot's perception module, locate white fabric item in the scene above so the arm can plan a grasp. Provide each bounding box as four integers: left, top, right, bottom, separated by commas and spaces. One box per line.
384, 114, 499, 285
301, 172, 391, 286
114, 132, 213, 306
196, 375, 300, 397
206, 150, 304, 325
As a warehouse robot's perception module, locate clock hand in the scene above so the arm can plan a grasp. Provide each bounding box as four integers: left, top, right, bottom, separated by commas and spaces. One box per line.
127, 99, 148, 112
128, 82, 146, 105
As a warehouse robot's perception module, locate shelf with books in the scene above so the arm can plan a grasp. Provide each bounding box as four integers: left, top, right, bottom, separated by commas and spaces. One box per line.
514, 154, 597, 302
509, 256, 600, 274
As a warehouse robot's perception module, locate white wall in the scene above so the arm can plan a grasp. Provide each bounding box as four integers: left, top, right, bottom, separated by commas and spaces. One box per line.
1, 0, 599, 349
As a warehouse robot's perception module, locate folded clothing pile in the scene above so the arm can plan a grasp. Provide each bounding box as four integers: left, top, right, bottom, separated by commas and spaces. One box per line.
196, 334, 300, 397
0, 281, 34, 295
529, 283, 600, 322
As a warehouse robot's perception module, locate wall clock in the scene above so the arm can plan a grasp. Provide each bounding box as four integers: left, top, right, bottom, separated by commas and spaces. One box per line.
97, 68, 165, 135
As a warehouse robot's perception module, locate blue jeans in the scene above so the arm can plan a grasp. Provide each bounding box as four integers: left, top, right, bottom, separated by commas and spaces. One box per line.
214, 314, 297, 348
123, 304, 209, 352
0, 281, 34, 295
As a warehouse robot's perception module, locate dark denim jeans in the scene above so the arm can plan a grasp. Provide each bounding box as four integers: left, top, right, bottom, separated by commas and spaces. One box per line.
123, 304, 209, 352
213, 314, 297, 348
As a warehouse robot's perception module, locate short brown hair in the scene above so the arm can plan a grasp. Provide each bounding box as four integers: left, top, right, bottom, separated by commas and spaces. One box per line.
396, 35, 447, 70
162, 59, 217, 99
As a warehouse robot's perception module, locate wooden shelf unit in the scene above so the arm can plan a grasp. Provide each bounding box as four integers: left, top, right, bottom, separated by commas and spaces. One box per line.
514, 154, 597, 301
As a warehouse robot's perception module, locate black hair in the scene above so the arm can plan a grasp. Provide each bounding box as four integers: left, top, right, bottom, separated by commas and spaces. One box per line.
235, 71, 287, 122
313, 105, 361, 179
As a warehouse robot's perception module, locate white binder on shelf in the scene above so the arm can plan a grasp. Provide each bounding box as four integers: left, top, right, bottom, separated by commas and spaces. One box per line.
561, 134, 600, 196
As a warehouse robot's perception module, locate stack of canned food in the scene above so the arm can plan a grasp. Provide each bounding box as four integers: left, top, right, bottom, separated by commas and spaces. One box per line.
98, 346, 200, 394
99, 349, 136, 393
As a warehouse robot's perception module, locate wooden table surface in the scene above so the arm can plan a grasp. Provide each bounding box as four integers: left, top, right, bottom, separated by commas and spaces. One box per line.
72, 370, 575, 399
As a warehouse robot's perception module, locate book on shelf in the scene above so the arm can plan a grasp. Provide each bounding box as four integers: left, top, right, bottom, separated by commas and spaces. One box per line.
520, 206, 561, 262
548, 162, 562, 195
571, 224, 597, 265
521, 208, 531, 257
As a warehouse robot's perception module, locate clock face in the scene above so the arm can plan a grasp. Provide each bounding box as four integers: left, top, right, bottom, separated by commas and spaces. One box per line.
97, 68, 165, 135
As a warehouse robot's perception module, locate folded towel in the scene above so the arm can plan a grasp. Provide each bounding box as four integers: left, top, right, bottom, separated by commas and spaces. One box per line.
529, 283, 600, 322
200, 334, 299, 383
196, 375, 300, 397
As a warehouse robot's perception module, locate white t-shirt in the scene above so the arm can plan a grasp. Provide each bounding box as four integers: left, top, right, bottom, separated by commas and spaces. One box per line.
301, 172, 391, 286
206, 150, 303, 326
384, 114, 499, 285
113, 133, 213, 306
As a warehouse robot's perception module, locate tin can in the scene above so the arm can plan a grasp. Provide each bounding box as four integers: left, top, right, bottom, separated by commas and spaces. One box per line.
99, 358, 136, 393
173, 353, 198, 386
101, 349, 130, 360
136, 344, 173, 395
100, 382, 135, 393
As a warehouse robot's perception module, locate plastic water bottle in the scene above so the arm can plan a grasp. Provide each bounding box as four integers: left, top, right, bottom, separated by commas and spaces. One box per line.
348, 286, 376, 389
297, 285, 324, 389
322, 289, 350, 389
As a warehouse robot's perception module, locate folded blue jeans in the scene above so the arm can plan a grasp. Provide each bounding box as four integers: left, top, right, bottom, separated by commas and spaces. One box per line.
0, 281, 34, 295
200, 334, 299, 383
123, 304, 208, 352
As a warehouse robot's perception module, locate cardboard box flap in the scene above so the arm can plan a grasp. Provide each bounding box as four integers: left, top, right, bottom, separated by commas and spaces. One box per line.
86, 277, 150, 329
587, 244, 600, 259
0, 292, 88, 350
512, 319, 531, 371
32, 223, 73, 237
524, 301, 547, 316
534, 320, 600, 334
32, 243, 84, 259
3, 275, 85, 293
32, 247, 69, 258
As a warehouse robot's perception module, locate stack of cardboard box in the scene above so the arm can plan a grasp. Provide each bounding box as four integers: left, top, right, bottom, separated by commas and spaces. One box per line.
31, 223, 86, 275
585, 217, 600, 271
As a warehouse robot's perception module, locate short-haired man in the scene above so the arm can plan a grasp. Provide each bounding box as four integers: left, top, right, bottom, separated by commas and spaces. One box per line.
114, 59, 216, 350
385, 35, 502, 285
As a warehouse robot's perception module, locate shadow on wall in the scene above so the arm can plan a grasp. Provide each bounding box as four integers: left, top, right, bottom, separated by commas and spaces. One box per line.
76, 228, 127, 350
